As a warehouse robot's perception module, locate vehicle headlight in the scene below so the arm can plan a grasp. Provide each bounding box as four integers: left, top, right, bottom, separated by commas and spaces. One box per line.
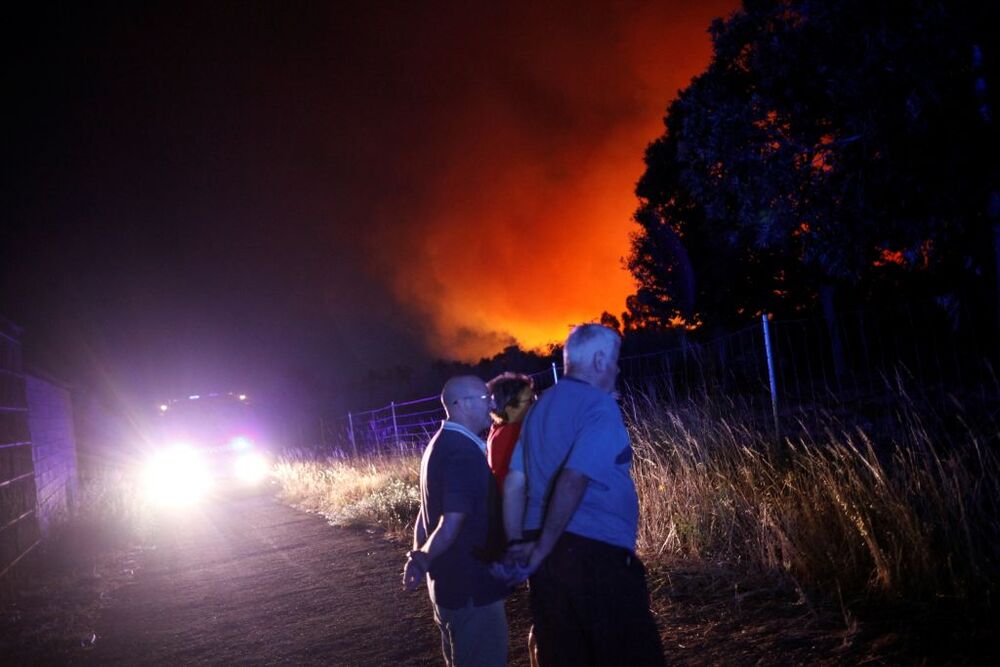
143, 445, 212, 506
234, 452, 268, 484
229, 436, 253, 451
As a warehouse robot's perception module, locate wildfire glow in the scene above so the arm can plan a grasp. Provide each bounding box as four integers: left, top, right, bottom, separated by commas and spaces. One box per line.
371, 2, 735, 359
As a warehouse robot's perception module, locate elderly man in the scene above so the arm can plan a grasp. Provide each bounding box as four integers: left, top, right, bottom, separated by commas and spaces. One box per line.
403, 375, 508, 667
503, 324, 664, 666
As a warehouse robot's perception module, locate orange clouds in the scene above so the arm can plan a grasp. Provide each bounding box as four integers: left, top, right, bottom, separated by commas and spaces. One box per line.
368, 2, 738, 360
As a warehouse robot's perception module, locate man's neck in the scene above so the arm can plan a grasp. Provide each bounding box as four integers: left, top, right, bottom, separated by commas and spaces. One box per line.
566, 370, 597, 386
447, 416, 481, 433
566, 370, 613, 394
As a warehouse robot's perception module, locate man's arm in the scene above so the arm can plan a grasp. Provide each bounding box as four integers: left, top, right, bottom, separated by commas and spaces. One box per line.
412, 509, 427, 551
526, 468, 588, 572
502, 469, 526, 542
403, 512, 465, 591
420, 512, 465, 560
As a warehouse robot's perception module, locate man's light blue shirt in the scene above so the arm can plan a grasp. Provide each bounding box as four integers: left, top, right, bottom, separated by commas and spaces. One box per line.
509, 376, 639, 551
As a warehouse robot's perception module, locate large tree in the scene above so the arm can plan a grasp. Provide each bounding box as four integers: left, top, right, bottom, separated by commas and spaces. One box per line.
629, 0, 997, 342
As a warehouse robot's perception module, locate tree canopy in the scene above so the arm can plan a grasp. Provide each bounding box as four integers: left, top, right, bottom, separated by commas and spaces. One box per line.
628, 0, 998, 336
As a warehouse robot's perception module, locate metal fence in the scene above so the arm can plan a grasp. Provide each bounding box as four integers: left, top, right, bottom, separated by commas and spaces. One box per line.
329, 364, 561, 457
0, 318, 40, 596
321, 302, 999, 458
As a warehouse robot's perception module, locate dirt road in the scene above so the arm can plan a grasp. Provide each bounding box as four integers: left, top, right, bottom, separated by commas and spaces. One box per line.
76, 492, 530, 666
6, 490, 977, 665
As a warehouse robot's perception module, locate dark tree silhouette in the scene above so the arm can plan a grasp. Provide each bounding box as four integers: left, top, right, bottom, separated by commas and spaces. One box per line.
629, 0, 998, 349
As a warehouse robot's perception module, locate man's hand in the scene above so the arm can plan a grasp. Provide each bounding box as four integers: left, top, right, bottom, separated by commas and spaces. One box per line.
402, 550, 429, 591
506, 541, 535, 568
526, 540, 552, 575
489, 540, 537, 586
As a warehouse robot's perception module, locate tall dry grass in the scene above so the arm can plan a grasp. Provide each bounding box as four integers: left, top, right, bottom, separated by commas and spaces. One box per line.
73, 466, 154, 542
630, 392, 1000, 606
274, 392, 998, 609
272, 456, 420, 537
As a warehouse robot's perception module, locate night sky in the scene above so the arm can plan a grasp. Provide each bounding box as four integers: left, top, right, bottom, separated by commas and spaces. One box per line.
2, 1, 735, 407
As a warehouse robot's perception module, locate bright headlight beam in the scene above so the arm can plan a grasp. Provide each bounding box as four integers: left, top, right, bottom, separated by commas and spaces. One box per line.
234, 452, 268, 484
229, 436, 252, 451
143, 445, 212, 507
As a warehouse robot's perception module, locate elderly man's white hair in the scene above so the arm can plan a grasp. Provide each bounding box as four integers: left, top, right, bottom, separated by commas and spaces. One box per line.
563, 323, 620, 372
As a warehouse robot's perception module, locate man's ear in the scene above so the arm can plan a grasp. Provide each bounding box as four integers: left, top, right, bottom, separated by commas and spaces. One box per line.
593, 349, 607, 373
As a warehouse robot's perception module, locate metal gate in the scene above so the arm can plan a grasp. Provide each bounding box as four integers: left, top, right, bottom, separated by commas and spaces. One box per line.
0, 317, 40, 594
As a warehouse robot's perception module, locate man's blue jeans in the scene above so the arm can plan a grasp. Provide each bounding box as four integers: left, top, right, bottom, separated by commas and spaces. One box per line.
433, 598, 507, 667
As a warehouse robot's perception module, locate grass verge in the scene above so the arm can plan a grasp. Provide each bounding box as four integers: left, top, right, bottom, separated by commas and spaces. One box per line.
274, 392, 999, 619
273, 456, 420, 539
629, 394, 1000, 610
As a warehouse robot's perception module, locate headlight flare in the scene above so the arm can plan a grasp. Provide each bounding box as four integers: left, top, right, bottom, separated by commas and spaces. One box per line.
143, 445, 213, 507
229, 435, 253, 451
234, 452, 269, 484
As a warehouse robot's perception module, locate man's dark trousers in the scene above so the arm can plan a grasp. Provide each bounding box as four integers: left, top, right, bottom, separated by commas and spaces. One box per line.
528, 531, 664, 667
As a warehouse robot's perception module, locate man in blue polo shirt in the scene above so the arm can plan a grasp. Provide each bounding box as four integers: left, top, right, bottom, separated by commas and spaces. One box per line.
503, 324, 664, 666
403, 375, 508, 667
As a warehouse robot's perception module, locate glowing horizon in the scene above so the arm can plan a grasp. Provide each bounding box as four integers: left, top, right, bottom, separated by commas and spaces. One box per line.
369, 2, 735, 360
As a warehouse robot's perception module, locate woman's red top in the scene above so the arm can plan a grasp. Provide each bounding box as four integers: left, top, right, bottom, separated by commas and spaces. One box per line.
486, 421, 522, 491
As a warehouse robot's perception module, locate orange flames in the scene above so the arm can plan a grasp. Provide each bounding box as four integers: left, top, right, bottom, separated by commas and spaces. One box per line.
368, 2, 737, 359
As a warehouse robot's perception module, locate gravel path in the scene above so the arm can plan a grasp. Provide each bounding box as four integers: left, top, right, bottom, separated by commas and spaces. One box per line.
5, 490, 981, 665
77, 492, 530, 666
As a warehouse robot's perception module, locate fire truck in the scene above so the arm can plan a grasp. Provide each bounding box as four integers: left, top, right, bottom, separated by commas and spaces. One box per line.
142, 392, 270, 506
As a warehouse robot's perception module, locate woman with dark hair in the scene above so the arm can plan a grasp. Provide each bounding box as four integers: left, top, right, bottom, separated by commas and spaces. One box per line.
485, 372, 535, 490
487, 372, 540, 667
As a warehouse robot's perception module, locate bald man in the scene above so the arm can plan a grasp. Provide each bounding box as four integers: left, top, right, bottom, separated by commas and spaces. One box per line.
403, 375, 508, 667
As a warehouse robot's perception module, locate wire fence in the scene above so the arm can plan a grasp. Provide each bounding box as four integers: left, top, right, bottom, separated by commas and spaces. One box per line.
0, 318, 40, 598
318, 302, 999, 458
327, 364, 561, 458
